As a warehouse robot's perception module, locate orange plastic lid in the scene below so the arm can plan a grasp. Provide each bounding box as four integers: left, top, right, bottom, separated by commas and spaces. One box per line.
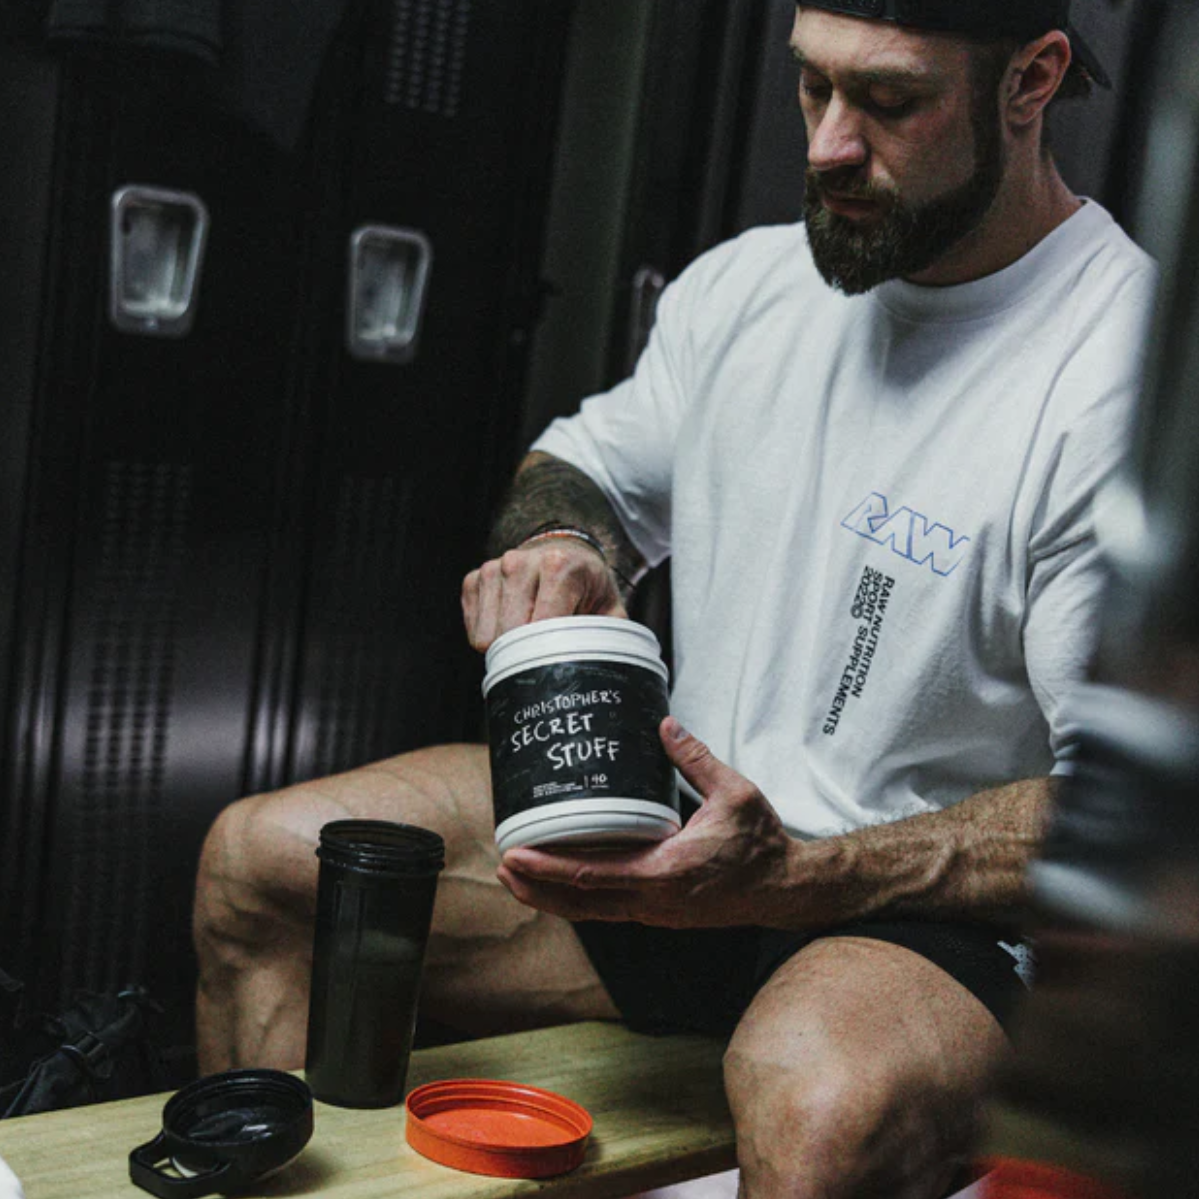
978, 1158, 1129, 1198
404, 1079, 593, 1179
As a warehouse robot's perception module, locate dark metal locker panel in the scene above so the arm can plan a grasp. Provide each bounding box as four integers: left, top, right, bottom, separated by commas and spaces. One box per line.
1050, 0, 1154, 225
0, 44, 56, 753
732, 0, 810, 234
588, 0, 803, 388
0, 43, 62, 1000
0, 48, 314, 1061
282, 0, 576, 786
1, 0, 578, 1072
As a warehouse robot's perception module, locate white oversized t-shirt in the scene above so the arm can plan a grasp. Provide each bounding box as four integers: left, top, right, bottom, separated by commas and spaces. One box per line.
533, 202, 1156, 838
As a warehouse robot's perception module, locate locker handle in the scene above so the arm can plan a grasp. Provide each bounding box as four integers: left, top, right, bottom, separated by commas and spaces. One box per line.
109, 185, 210, 337
625, 265, 666, 376
346, 226, 434, 365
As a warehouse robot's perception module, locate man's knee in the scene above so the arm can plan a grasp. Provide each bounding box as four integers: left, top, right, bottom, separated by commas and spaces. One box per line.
194, 789, 324, 964
721, 936, 1004, 1199
194, 745, 492, 965
724, 1034, 968, 1199
725, 1034, 858, 1198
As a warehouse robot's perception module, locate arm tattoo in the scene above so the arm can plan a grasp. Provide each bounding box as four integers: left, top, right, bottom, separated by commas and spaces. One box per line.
488, 453, 646, 595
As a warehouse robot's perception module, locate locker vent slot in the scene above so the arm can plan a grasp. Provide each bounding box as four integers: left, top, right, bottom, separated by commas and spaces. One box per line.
62, 462, 193, 1000
385, 0, 472, 116
312, 475, 414, 777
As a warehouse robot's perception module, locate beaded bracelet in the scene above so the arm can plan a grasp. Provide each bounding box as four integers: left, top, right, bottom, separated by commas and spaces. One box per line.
518, 524, 636, 593
519, 526, 608, 560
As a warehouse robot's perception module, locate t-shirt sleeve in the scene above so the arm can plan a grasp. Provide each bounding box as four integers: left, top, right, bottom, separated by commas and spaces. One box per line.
1023, 265, 1158, 773
530, 260, 702, 568
1024, 533, 1112, 775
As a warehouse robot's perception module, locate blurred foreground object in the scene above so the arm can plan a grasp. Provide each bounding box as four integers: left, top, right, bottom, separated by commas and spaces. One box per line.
983, 2, 1199, 1195
0, 1151, 22, 1199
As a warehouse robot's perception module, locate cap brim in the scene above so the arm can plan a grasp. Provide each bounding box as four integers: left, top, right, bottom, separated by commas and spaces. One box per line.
1068, 24, 1113, 90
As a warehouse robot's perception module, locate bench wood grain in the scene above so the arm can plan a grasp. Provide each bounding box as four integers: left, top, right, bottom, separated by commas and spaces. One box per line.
0, 1021, 735, 1198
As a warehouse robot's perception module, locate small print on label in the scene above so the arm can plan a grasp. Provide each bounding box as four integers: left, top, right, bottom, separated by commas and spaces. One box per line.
532, 781, 583, 801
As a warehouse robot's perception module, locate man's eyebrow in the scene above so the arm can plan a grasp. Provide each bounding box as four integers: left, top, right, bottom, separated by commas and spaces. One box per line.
790, 44, 818, 70
789, 45, 933, 89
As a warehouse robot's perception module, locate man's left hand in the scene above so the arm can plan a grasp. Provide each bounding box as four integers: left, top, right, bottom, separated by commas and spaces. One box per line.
497, 717, 798, 928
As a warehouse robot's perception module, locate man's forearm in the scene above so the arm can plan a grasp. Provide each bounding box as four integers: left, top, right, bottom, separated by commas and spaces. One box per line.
488, 452, 646, 594
772, 777, 1057, 929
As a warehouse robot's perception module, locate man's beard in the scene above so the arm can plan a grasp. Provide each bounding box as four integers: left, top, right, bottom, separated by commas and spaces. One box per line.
803, 103, 1005, 295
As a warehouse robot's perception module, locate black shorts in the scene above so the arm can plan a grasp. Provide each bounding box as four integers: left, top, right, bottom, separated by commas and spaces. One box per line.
572, 915, 1030, 1039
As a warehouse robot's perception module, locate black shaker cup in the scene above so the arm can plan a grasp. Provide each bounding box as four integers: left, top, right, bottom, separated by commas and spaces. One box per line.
304, 819, 445, 1107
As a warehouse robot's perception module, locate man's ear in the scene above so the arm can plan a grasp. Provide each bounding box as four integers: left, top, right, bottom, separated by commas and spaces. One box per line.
1004, 30, 1072, 129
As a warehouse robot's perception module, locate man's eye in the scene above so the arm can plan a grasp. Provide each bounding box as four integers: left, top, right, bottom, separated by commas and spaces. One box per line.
800, 78, 831, 103
866, 93, 914, 117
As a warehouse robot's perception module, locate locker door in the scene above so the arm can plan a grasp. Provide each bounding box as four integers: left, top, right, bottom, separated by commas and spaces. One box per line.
1, 47, 315, 1066
273, 0, 576, 789
1, 0, 576, 1072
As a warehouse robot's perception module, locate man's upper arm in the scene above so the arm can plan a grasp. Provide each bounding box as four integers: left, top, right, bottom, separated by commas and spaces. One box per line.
1024, 269, 1158, 770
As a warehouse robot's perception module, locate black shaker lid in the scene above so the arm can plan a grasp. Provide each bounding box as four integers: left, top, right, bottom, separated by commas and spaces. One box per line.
129, 1069, 314, 1199
317, 819, 446, 875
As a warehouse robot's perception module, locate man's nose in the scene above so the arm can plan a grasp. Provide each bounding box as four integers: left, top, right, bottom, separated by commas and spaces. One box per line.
806, 96, 868, 174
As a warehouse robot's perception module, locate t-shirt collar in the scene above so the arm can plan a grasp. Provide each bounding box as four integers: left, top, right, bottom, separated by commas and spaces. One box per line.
870, 199, 1105, 323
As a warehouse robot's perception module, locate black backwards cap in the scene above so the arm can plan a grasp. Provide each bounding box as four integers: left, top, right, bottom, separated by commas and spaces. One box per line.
799, 0, 1112, 89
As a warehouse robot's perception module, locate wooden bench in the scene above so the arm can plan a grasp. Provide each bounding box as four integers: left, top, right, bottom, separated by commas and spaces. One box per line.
0, 1021, 736, 1198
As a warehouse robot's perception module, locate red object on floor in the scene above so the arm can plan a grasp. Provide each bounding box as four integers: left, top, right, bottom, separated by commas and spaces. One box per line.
977, 1157, 1128, 1198
405, 1078, 592, 1179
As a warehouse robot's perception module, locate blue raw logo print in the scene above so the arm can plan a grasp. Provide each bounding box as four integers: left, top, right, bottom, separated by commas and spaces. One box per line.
841, 491, 971, 577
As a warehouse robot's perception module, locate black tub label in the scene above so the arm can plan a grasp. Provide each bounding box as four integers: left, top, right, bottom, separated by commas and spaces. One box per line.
486, 660, 679, 828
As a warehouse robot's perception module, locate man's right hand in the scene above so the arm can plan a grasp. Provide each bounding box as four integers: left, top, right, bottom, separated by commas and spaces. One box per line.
461, 538, 628, 653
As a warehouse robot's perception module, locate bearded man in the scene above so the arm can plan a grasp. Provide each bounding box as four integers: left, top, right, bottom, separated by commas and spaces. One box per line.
193, 3, 1156, 1195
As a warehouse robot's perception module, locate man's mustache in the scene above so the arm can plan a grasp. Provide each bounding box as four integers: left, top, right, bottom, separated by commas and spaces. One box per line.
805, 168, 895, 206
